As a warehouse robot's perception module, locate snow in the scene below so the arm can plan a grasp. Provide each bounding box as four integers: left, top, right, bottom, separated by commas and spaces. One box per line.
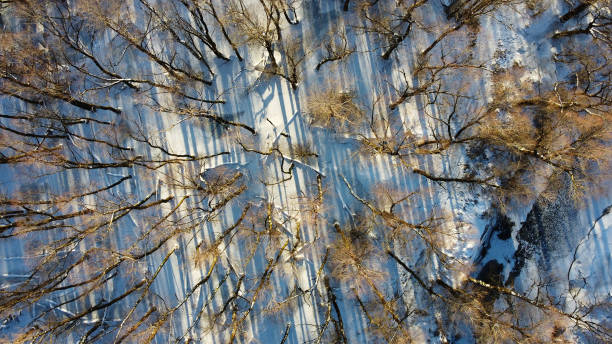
0, 0, 610, 343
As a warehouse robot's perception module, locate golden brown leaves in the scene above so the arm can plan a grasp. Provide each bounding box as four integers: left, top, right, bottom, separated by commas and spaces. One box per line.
304, 83, 366, 132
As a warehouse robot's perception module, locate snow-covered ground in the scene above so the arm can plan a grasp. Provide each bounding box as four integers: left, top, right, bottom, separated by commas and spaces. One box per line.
0, 0, 610, 343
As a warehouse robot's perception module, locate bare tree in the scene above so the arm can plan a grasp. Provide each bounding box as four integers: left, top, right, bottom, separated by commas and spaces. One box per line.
356, 0, 428, 60
0, 0, 611, 343
315, 27, 356, 71
420, 0, 518, 59
304, 83, 366, 132
554, 0, 611, 42
223, 0, 307, 88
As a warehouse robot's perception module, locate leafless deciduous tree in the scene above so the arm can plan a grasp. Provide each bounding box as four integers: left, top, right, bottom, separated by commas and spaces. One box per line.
356, 0, 428, 60
315, 27, 356, 71
555, 0, 611, 41
0, 0, 610, 343
225, 0, 306, 89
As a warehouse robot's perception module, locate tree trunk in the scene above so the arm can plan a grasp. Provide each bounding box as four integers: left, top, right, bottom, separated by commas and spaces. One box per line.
420, 23, 463, 59
381, 22, 412, 60
446, 0, 467, 20
561, 1, 588, 22
343, 0, 350, 11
